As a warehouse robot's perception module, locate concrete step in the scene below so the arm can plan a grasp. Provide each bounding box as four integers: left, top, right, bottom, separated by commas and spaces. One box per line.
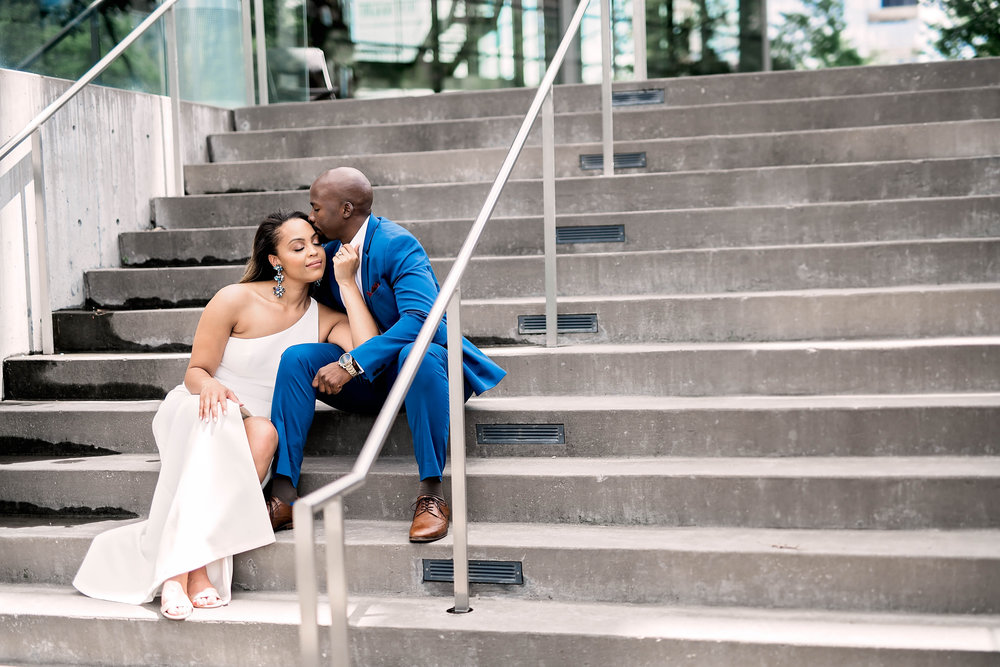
123, 196, 1000, 260
52, 285, 1000, 352
6, 338, 1000, 400
86, 238, 1000, 307
233, 58, 1000, 130
186, 120, 1000, 194
3, 454, 998, 529
4, 520, 999, 614
152, 157, 1000, 228
461, 285, 1000, 344
209, 87, 1000, 162
5, 393, 999, 459
482, 338, 1000, 397
3, 586, 997, 667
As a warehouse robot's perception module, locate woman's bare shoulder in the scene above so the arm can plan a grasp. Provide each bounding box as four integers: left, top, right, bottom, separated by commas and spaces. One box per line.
217, 282, 265, 302
205, 283, 260, 318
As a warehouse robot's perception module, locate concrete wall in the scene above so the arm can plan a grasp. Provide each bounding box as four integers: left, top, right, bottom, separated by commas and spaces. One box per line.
0, 68, 232, 397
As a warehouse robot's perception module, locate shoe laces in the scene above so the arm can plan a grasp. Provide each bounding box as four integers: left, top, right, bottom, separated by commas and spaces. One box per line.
412, 495, 444, 518
267, 496, 287, 513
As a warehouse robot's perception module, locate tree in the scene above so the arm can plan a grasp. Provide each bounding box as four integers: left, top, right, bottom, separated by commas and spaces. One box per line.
770, 0, 866, 70
932, 0, 1000, 58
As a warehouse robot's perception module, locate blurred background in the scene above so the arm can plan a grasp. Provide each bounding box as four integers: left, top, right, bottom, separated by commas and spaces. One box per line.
1, 0, 996, 105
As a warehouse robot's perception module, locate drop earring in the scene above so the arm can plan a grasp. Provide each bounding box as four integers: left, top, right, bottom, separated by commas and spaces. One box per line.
273, 264, 285, 298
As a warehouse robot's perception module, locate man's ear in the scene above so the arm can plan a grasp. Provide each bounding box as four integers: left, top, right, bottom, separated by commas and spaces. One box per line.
342, 201, 354, 218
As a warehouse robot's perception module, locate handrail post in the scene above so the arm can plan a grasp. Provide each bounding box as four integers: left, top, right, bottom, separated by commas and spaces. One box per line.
632, 0, 647, 80
291, 1, 598, 661
163, 4, 183, 197
600, 0, 614, 177
446, 289, 471, 613
542, 87, 558, 348
29, 131, 54, 355
324, 498, 351, 666
294, 503, 321, 667
241, 0, 255, 104
254, 0, 269, 104
761, 0, 771, 71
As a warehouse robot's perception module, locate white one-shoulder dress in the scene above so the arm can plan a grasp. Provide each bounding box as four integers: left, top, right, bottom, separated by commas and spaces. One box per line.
73, 299, 319, 606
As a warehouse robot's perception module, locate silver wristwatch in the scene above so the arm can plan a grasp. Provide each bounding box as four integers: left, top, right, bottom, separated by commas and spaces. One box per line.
338, 352, 360, 378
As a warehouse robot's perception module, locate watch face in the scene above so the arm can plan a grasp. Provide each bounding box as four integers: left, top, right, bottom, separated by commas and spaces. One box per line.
339, 353, 352, 365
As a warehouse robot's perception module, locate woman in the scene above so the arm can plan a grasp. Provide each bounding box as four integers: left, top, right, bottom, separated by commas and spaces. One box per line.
73, 211, 377, 620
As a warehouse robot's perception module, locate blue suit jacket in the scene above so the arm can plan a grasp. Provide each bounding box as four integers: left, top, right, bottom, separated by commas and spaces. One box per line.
315, 215, 506, 395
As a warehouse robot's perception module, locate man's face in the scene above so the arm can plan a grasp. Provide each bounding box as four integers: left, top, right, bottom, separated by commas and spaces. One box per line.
308, 181, 343, 241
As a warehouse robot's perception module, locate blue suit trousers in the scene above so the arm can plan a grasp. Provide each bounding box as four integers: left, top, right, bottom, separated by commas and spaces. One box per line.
270, 341, 468, 488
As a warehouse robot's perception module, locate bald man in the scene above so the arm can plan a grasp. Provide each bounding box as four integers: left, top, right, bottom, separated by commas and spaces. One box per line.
267, 167, 506, 542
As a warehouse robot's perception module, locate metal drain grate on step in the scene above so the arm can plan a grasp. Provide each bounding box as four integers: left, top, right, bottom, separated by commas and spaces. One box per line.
612, 89, 665, 106
556, 224, 625, 244
476, 423, 566, 445
579, 151, 647, 171
423, 559, 524, 585
518, 313, 598, 335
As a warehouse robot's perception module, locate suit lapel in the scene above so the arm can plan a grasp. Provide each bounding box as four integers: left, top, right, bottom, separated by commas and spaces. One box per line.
362, 215, 381, 306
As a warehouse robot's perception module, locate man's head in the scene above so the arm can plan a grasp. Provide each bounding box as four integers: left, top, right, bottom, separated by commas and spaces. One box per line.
308, 167, 374, 243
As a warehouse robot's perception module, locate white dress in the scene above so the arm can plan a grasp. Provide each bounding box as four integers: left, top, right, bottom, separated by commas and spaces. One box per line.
73, 299, 319, 606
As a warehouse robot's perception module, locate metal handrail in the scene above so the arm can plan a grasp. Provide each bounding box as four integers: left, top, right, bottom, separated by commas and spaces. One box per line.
292, 0, 608, 664
0, 0, 182, 164
16, 0, 113, 70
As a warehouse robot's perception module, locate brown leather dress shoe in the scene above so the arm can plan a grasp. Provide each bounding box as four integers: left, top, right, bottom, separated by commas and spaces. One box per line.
408, 495, 450, 543
266, 495, 294, 532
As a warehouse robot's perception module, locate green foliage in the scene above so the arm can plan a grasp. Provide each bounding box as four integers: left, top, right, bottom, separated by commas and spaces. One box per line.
0, 0, 164, 94
645, 0, 735, 78
931, 0, 1000, 58
770, 0, 867, 70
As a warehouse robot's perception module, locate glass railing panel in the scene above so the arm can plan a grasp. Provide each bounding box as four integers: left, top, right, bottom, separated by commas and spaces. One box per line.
304, 0, 985, 99
2, 0, 986, 105
260, 0, 311, 102
174, 0, 249, 107
0, 0, 167, 94
0, 0, 256, 108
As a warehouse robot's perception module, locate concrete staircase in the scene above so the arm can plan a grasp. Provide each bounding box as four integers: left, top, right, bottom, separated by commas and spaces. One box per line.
3, 59, 1000, 664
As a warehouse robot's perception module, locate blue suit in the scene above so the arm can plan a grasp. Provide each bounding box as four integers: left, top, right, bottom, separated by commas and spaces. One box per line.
270, 215, 506, 487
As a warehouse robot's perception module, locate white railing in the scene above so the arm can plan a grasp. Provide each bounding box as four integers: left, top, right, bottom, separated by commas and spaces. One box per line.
291, 0, 618, 664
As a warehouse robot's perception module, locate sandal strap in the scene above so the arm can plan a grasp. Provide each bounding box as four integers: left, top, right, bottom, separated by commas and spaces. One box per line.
160, 580, 193, 617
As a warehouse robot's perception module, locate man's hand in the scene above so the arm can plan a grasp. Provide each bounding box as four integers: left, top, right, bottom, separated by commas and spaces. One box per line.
313, 362, 353, 394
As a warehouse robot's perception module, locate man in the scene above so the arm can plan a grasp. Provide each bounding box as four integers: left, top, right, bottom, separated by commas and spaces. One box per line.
266, 167, 506, 542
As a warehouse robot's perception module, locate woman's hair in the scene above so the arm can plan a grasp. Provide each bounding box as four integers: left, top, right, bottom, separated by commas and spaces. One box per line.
240, 210, 312, 284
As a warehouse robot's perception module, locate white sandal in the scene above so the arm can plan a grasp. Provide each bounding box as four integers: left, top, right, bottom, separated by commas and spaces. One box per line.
160, 580, 193, 621
191, 586, 225, 609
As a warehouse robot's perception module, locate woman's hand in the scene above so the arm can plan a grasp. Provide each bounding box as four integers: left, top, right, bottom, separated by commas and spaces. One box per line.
332, 243, 361, 286
198, 377, 241, 423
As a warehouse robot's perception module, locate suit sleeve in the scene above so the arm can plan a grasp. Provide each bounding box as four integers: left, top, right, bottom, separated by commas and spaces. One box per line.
349, 234, 445, 379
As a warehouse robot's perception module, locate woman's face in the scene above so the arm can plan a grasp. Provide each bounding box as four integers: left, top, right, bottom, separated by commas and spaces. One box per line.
269, 217, 326, 284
